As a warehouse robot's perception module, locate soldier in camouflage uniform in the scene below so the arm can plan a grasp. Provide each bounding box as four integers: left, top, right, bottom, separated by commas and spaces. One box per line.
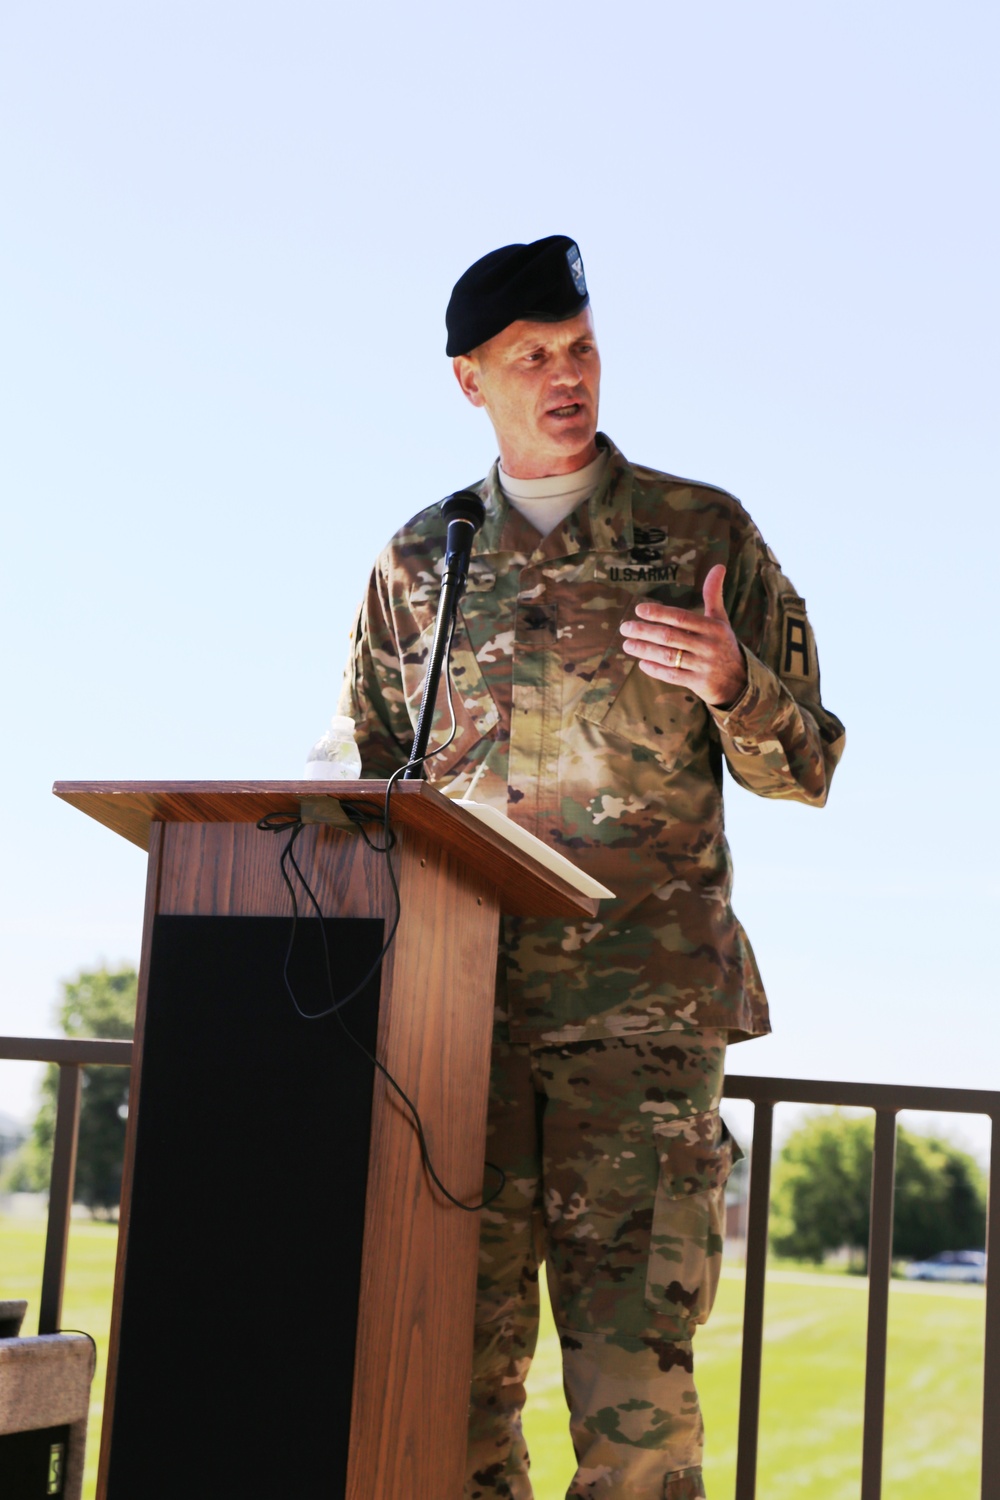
339, 236, 844, 1498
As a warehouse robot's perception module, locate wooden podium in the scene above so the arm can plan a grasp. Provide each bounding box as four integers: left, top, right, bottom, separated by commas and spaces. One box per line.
55, 781, 599, 1500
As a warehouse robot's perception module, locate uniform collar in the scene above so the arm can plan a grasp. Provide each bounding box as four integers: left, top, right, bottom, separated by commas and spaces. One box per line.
472, 433, 635, 561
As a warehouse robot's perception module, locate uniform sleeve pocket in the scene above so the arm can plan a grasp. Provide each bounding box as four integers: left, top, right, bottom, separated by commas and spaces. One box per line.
643, 1109, 741, 1335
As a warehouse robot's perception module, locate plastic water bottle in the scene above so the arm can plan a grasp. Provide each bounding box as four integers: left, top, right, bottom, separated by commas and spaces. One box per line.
304, 715, 363, 779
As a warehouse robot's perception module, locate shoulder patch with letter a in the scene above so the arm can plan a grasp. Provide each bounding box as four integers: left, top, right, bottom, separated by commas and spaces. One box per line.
781, 597, 810, 679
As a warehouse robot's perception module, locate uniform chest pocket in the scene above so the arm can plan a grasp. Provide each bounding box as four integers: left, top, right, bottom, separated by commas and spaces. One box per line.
571, 584, 707, 770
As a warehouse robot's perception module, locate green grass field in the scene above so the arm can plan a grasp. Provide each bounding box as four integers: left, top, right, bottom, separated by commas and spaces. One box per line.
0, 1218, 985, 1499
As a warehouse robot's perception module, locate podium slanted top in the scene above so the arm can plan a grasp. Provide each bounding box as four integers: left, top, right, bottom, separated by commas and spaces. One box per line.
52, 780, 605, 920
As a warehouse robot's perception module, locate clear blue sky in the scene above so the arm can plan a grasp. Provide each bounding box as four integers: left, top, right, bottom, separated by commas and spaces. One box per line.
1, 2, 997, 1157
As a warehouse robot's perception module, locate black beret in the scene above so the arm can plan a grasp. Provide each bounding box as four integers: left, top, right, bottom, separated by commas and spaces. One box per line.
445, 234, 589, 357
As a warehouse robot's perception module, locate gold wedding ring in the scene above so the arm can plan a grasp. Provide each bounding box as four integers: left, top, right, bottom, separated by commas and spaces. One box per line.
674, 648, 684, 668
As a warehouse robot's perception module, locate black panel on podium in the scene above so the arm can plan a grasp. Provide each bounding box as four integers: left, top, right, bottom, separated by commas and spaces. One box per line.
106, 916, 383, 1499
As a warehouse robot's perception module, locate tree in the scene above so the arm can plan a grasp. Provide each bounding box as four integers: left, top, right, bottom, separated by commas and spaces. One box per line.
2, 966, 136, 1216
770, 1110, 987, 1266
892, 1129, 987, 1260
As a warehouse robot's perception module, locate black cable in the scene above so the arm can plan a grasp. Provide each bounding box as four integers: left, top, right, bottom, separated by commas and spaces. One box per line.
258, 620, 504, 1211
256, 616, 460, 1023
256, 810, 398, 1025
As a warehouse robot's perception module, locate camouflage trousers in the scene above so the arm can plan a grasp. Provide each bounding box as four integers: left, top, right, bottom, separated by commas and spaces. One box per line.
465, 1028, 735, 1500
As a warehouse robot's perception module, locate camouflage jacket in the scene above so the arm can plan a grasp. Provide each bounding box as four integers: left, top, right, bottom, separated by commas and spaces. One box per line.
339, 435, 845, 1044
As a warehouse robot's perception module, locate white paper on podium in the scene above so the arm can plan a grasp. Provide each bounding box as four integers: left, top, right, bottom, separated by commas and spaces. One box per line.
455, 799, 615, 901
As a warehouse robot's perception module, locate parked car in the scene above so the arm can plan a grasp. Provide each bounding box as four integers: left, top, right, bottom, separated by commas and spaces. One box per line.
904, 1249, 986, 1284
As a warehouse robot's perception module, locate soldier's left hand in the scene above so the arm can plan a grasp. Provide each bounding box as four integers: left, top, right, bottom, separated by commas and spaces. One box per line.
619, 564, 748, 709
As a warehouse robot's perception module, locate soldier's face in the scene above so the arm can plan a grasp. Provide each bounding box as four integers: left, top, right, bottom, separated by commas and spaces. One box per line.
452, 308, 601, 478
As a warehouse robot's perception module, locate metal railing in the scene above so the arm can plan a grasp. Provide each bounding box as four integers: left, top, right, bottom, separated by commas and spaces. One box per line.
0, 1036, 133, 1335
724, 1076, 999, 1500
1, 1040, 996, 1498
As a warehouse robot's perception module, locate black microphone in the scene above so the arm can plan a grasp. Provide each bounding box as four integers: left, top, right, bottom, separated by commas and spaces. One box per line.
441, 490, 486, 590
403, 491, 486, 779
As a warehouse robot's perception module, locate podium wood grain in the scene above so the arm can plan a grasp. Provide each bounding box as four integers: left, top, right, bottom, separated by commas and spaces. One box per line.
52, 780, 600, 920
96, 822, 162, 1497
91, 815, 500, 1500
58, 784, 595, 1499
347, 828, 499, 1500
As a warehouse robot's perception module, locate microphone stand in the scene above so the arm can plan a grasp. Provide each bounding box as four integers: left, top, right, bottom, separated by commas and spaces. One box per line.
404, 492, 485, 779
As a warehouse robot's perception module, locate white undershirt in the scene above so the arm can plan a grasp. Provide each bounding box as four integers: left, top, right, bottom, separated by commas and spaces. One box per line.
499, 450, 608, 538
